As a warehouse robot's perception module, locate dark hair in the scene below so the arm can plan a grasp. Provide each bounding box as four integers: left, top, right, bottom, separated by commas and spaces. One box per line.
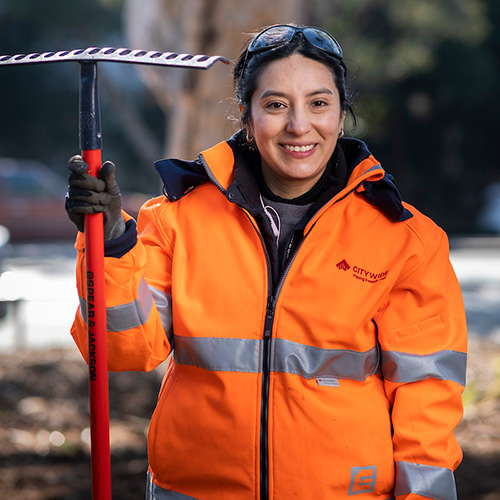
233, 25, 356, 130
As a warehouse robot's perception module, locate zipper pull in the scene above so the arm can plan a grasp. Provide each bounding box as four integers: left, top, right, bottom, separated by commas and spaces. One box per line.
266, 296, 276, 317
264, 296, 276, 339
284, 233, 296, 262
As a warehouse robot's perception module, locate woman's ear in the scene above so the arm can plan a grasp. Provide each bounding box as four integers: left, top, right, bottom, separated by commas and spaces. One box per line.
239, 102, 254, 140
337, 110, 346, 139
238, 102, 252, 135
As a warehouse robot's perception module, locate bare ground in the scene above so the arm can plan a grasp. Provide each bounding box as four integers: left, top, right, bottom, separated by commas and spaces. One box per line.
0, 337, 499, 499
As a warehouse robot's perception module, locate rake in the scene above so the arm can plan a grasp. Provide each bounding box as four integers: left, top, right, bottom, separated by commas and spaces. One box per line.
0, 46, 229, 500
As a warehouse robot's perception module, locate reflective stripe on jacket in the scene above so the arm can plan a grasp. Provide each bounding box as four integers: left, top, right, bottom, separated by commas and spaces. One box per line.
71, 137, 467, 500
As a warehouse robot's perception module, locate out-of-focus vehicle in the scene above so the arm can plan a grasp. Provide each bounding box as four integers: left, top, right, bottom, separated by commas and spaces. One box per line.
0, 224, 9, 256
0, 158, 148, 242
0, 158, 77, 241
477, 182, 500, 234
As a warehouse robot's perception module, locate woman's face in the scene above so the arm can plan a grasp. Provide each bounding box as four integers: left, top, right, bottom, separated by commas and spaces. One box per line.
247, 53, 346, 199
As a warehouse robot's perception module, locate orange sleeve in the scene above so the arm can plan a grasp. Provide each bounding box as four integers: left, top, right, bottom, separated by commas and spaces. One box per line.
70, 200, 173, 372
375, 224, 467, 497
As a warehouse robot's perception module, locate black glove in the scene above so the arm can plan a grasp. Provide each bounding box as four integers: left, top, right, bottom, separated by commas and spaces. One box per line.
65, 155, 125, 240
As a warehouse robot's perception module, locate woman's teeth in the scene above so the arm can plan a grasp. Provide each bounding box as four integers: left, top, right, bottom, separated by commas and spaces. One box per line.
284, 144, 315, 152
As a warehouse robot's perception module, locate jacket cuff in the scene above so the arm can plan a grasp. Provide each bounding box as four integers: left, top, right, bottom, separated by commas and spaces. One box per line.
395, 462, 458, 500
104, 219, 137, 258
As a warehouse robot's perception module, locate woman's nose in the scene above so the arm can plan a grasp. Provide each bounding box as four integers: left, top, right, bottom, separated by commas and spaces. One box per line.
285, 107, 312, 135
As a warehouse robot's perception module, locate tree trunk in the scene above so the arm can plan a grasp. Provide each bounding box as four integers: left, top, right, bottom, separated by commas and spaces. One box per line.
124, 0, 305, 159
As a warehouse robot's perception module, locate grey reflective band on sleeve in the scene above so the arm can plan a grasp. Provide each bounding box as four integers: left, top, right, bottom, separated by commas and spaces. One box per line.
148, 285, 173, 344
395, 461, 457, 500
173, 335, 380, 380
79, 278, 154, 332
272, 339, 379, 380
382, 349, 466, 386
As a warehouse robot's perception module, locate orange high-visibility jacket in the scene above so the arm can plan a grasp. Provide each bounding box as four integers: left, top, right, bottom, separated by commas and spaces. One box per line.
71, 136, 467, 500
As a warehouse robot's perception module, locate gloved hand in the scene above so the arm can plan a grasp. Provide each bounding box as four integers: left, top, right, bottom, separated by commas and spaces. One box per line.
65, 155, 126, 240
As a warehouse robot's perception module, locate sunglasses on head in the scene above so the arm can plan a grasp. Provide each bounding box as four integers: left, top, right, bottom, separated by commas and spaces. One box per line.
240, 25, 343, 78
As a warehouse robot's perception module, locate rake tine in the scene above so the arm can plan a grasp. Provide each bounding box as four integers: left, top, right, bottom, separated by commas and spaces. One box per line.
0, 47, 230, 69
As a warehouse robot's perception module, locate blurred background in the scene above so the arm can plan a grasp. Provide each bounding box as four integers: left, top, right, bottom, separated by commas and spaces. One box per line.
0, 0, 499, 498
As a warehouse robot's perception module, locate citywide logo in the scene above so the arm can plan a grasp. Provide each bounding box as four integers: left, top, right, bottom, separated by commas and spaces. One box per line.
336, 259, 389, 284
336, 259, 351, 271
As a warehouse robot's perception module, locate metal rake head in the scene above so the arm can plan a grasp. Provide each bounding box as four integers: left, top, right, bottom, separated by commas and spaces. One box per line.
0, 47, 230, 69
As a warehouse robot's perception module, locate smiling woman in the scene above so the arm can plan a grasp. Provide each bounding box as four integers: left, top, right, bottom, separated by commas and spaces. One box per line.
64, 23, 467, 500
247, 54, 345, 198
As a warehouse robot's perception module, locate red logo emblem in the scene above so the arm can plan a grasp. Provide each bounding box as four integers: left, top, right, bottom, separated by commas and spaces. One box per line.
336, 259, 351, 271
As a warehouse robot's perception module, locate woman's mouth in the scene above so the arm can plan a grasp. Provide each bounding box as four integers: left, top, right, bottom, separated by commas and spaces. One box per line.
283, 144, 316, 153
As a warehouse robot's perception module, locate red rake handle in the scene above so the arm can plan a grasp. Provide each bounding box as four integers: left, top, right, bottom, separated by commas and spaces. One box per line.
75, 51, 227, 500
0, 48, 229, 500
80, 62, 111, 500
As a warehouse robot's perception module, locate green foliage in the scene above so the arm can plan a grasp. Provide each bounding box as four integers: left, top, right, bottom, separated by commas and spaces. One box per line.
2, 0, 124, 48
1, 0, 499, 230
313, 0, 491, 88
462, 351, 500, 409
310, 0, 499, 233
0, 0, 162, 194
0, 0, 119, 163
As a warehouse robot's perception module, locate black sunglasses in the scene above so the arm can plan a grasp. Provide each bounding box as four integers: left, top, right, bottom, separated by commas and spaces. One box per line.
240, 25, 343, 78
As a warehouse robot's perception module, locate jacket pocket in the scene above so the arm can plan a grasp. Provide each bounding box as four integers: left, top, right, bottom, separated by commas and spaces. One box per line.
148, 367, 177, 482
395, 314, 443, 339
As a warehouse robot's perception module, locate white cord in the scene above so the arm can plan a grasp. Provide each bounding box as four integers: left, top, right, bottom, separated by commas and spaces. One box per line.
259, 194, 281, 245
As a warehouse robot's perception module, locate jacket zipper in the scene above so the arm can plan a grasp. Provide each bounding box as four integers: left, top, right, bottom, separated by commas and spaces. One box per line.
258, 235, 307, 500
228, 205, 274, 500
199, 153, 361, 499
238, 210, 275, 500
260, 294, 275, 500
253, 189, 358, 500
232, 199, 356, 500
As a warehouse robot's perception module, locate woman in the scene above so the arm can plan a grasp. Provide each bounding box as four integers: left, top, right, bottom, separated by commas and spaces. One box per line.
66, 24, 467, 500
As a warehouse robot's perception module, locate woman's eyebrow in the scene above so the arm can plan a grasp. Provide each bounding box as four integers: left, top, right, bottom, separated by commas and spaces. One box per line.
259, 88, 334, 99
259, 90, 287, 99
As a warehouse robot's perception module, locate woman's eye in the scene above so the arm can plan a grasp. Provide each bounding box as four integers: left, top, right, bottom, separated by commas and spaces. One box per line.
267, 101, 285, 109
312, 100, 327, 107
